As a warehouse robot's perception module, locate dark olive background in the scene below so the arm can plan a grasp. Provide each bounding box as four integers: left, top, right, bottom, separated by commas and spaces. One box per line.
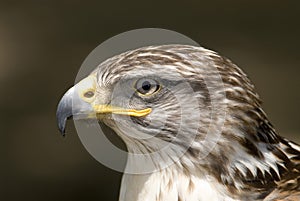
1, 1, 299, 201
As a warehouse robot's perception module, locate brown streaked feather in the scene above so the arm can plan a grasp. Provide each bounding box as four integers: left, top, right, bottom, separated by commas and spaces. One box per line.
88, 44, 300, 201
263, 141, 300, 200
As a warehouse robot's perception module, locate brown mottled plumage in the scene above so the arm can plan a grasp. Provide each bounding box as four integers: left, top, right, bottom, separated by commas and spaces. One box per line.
57, 45, 300, 201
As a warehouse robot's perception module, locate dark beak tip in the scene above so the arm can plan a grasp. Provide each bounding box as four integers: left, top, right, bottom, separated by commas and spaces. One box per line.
56, 89, 74, 137
58, 126, 66, 137
61, 132, 66, 137
57, 119, 66, 136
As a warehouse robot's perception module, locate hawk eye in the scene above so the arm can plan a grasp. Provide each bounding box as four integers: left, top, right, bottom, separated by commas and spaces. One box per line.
136, 78, 160, 96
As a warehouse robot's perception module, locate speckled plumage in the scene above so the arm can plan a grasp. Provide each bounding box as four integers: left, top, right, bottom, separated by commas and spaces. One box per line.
58, 45, 300, 201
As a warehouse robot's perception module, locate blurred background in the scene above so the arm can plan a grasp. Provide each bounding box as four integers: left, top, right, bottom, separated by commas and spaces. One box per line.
1, 1, 299, 200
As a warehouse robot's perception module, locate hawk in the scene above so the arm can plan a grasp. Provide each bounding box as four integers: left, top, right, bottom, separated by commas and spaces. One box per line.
56, 45, 300, 201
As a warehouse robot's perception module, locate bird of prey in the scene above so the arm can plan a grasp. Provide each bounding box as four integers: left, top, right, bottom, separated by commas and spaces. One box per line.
57, 45, 300, 201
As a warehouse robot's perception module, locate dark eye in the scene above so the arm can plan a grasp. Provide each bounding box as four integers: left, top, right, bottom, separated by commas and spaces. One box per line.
136, 78, 160, 96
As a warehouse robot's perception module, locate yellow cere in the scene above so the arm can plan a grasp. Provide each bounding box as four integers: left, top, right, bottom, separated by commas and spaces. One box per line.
77, 74, 152, 117
77, 74, 97, 102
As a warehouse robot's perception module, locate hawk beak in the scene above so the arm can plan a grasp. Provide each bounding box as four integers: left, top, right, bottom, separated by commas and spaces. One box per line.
56, 85, 152, 136
56, 86, 94, 136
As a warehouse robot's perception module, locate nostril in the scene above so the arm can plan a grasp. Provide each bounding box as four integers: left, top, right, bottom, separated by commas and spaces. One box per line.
84, 91, 94, 98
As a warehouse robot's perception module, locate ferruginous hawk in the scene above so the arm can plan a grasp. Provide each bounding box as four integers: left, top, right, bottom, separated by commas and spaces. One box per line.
57, 45, 300, 201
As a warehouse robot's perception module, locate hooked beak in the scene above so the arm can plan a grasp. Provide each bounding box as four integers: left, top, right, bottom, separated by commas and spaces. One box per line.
56, 86, 94, 136
56, 82, 152, 136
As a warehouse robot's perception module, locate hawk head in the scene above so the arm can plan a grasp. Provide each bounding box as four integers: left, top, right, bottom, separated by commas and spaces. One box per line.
56, 45, 300, 200
56, 45, 231, 167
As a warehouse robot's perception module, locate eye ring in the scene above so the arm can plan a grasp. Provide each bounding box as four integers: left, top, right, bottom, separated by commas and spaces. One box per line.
135, 78, 160, 96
